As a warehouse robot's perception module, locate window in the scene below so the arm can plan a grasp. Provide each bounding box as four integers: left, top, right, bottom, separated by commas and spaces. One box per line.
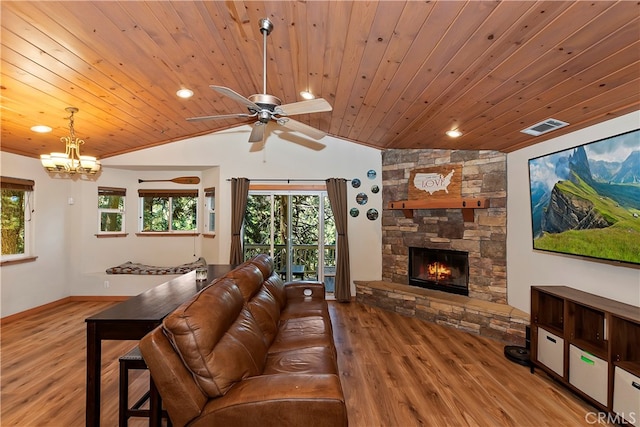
243, 190, 336, 296
138, 189, 198, 232
1, 176, 34, 260
98, 187, 125, 234
204, 187, 215, 233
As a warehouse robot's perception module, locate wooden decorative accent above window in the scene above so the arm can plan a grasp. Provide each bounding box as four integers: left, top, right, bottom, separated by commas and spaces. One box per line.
0, 176, 35, 191
138, 189, 198, 197
98, 187, 126, 196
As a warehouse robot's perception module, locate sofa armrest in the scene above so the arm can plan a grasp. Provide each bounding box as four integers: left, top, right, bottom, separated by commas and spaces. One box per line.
198, 374, 347, 427
284, 281, 325, 300
139, 326, 208, 427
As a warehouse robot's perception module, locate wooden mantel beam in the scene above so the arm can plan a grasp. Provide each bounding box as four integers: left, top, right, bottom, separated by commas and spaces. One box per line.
387, 198, 490, 222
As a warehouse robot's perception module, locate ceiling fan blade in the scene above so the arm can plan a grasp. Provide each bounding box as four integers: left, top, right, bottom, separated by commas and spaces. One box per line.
249, 122, 266, 142
278, 118, 327, 140
211, 85, 261, 111
186, 113, 254, 122
278, 98, 333, 116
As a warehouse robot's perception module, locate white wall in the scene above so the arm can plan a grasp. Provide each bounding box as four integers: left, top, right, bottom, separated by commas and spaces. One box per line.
507, 111, 640, 313
103, 125, 383, 295
6, 115, 638, 318
70, 167, 207, 297
1, 126, 382, 316
0, 153, 71, 317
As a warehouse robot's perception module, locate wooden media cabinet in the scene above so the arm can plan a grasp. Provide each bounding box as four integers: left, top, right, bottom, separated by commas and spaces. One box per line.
530, 286, 640, 426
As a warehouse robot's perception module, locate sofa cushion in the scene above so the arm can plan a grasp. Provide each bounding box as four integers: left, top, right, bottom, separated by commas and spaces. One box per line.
246, 287, 281, 345
226, 263, 264, 302
193, 374, 347, 427
263, 346, 338, 375
269, 316, 335, 354
248, 253, 275, 279
262, 274, 286, 309
163, 278, 268, 397
281, 298, 330, 321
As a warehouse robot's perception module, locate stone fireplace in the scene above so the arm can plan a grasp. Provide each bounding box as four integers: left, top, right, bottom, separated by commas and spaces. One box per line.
354, 149, 528, 344
380, 149, 508, 303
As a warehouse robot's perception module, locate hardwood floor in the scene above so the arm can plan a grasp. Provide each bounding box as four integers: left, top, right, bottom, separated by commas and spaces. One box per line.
330, 302, 605, 427
1, 300, 605, 426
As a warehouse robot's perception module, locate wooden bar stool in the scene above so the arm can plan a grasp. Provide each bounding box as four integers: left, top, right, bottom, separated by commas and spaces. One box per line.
119, 346, 171, 427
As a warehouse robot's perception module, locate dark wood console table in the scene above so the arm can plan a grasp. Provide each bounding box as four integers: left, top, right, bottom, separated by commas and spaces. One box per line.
85, 264, 234, 426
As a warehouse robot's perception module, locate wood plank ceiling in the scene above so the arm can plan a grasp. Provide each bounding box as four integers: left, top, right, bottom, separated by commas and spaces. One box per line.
1, 1, 639, 160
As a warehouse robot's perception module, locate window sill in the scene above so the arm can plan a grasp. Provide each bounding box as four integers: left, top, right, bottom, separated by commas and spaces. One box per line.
135, 232, 200, 237
95, 233, 128, 238
202, 233, 216, 239
1, 256, 38, 266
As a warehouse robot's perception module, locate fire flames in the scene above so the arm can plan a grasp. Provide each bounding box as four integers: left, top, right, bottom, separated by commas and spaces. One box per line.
426, 262, 452, 281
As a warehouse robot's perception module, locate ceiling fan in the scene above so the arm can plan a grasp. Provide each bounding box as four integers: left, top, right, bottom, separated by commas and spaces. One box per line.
187, 18, 332, 143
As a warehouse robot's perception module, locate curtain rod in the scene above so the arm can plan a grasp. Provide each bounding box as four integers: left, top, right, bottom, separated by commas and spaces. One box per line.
226, 178, 348, 182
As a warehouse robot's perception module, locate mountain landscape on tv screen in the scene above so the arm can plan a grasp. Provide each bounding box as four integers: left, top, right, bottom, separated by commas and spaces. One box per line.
528, 129, 640, 265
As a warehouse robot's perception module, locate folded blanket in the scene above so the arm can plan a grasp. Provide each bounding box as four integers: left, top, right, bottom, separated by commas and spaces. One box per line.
106, 257, 207, 275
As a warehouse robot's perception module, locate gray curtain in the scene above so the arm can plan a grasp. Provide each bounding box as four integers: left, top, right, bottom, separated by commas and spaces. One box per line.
326, 178, 351, 302
229, 177, 250, 265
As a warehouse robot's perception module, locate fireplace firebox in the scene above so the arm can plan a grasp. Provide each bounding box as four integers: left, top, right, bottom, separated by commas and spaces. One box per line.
408, 247, 469, 296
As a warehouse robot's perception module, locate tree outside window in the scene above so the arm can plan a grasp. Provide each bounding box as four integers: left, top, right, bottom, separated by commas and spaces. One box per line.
243, 191, 336, 286
1, 177, 34, 257
98, 187, 125, 233
205, 187, 215, 233
139, 189, 198, 232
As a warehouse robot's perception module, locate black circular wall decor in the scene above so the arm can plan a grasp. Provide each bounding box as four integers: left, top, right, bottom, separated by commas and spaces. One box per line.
356, 192, 368, 205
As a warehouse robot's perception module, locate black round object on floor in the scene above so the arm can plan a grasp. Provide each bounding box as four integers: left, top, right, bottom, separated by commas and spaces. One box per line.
504, 345, 531, 367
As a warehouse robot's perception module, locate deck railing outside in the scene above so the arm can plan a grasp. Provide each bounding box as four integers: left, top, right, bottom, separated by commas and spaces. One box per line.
244, 244, 336, 292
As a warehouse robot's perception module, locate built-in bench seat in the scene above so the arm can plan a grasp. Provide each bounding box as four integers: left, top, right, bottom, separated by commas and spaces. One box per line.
106, 257, 206, 275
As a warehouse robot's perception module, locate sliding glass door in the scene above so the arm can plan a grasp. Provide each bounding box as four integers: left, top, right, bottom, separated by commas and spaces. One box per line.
243, 191, 336, 296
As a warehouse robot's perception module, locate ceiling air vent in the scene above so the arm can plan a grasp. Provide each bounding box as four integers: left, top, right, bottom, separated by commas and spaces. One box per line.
521, 118, 569, 136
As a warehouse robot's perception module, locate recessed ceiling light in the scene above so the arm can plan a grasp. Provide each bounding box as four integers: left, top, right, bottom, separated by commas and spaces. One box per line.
300, 91, 315, 100
176, 88, 194, 99
31, 125, 52, 133
446, 129, 462, 138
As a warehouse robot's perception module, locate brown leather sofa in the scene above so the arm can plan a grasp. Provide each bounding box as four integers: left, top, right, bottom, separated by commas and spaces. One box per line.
139, 254, 348, 427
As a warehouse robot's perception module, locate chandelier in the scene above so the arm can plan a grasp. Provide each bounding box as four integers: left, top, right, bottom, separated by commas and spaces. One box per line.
40, 107, 101, 175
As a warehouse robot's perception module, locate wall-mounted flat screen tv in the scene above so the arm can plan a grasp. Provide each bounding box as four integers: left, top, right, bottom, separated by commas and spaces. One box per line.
528, 128, 640, 266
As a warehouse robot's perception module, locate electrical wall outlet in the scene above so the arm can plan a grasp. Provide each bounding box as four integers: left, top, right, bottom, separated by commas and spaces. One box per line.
103, 280, 110, 288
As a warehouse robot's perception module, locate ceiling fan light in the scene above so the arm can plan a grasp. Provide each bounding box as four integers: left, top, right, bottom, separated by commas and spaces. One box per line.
176, 88, 194, 99
446, 129, 463, 138
300, 91, 315, 100
31, 125, 52, 133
